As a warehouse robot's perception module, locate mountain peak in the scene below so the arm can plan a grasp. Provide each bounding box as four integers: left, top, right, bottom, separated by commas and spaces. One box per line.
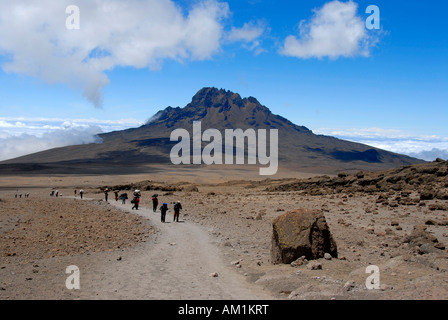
190, 87, 244, 109
147, 87, 310, 133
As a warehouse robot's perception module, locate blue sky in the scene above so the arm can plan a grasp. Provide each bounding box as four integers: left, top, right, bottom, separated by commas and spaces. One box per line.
0, 0, 447, 161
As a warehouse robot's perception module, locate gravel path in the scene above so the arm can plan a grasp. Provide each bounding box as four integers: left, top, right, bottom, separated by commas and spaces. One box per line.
72, 199, 274, 300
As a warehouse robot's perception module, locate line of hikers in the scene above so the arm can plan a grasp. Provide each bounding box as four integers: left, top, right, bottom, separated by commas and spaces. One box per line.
103, 188, 183, 223
160, 200, 183, 223
15, 193, 30, 198
72, 189, 84, 199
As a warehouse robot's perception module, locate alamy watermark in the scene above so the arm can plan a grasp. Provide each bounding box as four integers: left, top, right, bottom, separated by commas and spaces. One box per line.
65, 5, 80, 30
170, 121, 278, 176
365, 5, 380, 30
365, 265, 380, 290
65, 265, 80, 290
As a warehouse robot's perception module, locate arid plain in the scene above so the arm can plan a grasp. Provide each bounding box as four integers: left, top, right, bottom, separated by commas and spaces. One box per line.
1, 162, 448, 300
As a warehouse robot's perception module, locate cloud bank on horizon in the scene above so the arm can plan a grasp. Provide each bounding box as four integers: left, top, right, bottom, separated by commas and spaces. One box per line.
0, 118, 446, 162
315, 127, 448, 162
0, 118, 143, 161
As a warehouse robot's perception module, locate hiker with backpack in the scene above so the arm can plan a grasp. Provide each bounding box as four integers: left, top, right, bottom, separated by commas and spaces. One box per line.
131, 195, 140, 210
104, 188, 110, 202
152, 194, 159, 212
131, 190, 141, 210
119, 193, 128, 204
173, 201, 182, 222
160, 203, 168, 223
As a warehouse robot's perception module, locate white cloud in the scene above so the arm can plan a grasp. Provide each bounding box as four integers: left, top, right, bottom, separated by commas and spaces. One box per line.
226, 21, 267, 55
408, 149, 448, 162
0, 117, 142, 135
315, 127, 448, 161
280, 0, 376, 59
0, 117, 143, 161
0, 125, 102, 161
227, 22, 265, 43
0, 0, 230, 107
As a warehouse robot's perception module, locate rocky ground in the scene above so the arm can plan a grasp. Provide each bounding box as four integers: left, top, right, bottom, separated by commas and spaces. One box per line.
1, 160, 448, 300
179, 189, 448, 299
0, 195, 153, 299
0, 196, 151, 265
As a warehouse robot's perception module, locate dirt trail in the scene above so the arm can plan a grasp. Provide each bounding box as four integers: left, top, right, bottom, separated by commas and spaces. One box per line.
72, 198, 274, 300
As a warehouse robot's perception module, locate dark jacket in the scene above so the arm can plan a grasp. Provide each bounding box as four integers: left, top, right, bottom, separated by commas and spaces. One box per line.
174, 203, 182, 213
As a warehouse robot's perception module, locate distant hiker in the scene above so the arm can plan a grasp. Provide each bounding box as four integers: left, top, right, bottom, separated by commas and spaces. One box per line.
160, 203, 168, 223
74, 189, 77, 197
131, 189, 141, 210
132, 196, 140, 210
104, 189, 109, 202
119, 193, 128, 204
173, 201, 182, 222
152, 195, 159, 212
114, 190, 119, 202
79, 189, 84, 199
55, 191, 59, 197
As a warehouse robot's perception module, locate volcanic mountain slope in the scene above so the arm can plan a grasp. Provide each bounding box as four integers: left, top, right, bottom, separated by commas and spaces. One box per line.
0, 87, 424, 175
